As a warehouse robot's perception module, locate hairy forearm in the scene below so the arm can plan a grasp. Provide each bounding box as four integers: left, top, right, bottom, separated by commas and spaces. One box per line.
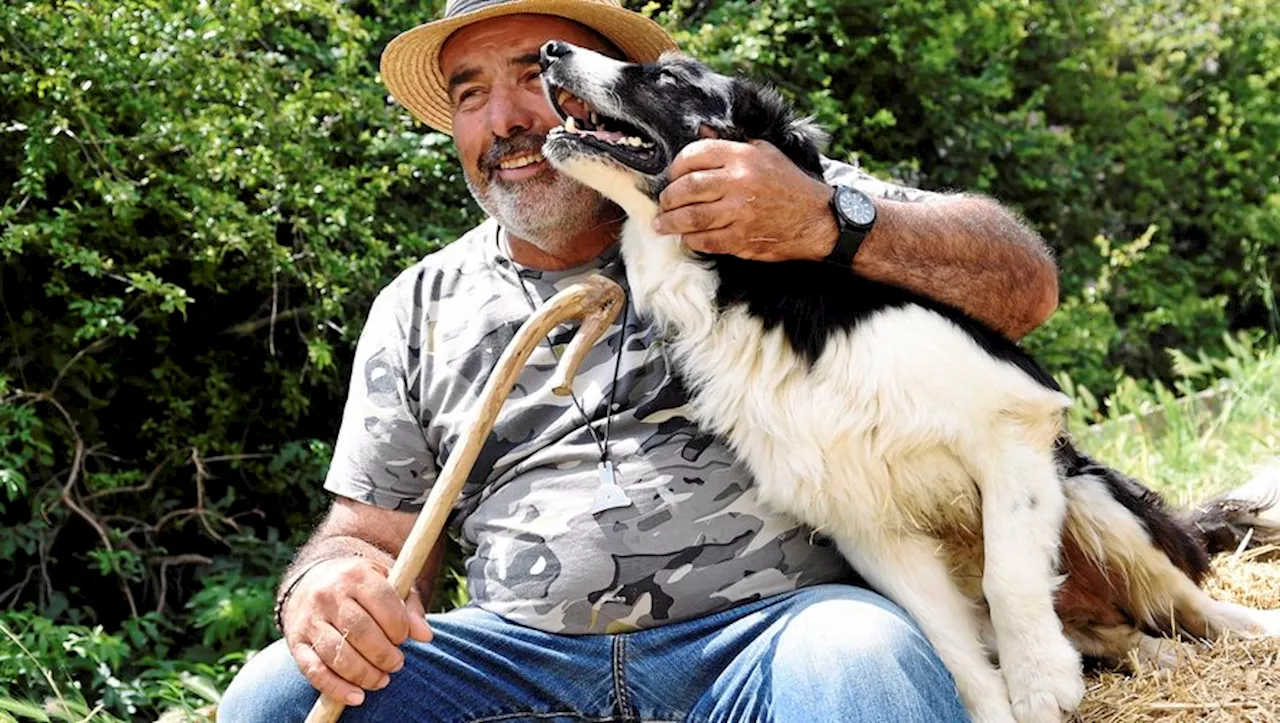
280, 530, 441, 609
853, 194, 1059, 340
284, 534, 395, 582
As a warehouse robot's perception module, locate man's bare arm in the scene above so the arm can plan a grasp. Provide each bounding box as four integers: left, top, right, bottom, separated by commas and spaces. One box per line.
850, 193, 1059, 340
652, 140, 1059, 340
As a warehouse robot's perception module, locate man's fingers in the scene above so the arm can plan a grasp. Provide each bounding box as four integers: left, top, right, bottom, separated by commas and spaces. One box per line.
680, 227, 739, 256
668, 139, 742, 179
313, 620, 392, 691
292, 641, 367, 707
334, 598, 405, 675
405, 589, 434, 643
353, 580, 413, 648
659, 169, 729, 211
653, 202, 734, 237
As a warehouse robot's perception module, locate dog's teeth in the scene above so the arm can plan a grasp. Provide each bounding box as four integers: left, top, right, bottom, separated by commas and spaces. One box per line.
564, 116, 576, 132
590, 111, 599, 126
557, 89, 571, 106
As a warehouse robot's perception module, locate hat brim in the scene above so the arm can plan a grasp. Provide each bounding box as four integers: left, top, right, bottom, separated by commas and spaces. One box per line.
380, 1, 680, 135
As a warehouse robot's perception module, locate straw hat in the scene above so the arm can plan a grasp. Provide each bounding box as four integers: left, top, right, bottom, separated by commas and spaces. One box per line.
380, 0, 680, 135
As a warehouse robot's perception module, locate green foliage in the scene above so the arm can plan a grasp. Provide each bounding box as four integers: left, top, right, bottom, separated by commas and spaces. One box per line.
1070, 335, 1280, 506
1, 0, 1277, 718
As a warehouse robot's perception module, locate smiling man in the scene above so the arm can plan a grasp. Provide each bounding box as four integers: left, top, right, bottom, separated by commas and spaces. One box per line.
217, 1, 1059, 721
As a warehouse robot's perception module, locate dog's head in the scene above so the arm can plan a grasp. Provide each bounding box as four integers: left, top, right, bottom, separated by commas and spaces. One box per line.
539, 41, 826, 218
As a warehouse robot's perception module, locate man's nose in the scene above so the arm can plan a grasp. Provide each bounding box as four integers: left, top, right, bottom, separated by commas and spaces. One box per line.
539, 40, 571, 70
486, 80, 537, 138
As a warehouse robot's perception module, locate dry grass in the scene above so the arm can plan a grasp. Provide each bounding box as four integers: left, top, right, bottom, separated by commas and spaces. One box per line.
1076, 548, 1280, 722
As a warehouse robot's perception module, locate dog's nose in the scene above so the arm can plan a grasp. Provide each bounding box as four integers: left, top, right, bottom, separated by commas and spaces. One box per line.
540, 40, 571, 70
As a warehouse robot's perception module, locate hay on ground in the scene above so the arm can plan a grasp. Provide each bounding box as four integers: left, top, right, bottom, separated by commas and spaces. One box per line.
1075, 547, 1280, 722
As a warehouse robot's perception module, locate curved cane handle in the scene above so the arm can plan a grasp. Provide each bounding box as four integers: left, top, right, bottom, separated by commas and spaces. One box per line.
304, 274, 625, 723
551, 277, 626, 396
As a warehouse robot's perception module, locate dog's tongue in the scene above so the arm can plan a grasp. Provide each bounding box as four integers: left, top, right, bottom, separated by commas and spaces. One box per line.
580, 127, 626, 143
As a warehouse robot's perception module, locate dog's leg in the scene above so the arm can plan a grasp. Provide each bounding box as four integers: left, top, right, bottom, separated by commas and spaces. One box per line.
973, 442, 1084, 723
836, 533, 1018, 723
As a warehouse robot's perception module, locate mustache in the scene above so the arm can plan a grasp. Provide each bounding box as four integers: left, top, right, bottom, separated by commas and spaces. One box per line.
481, 133, 547, 179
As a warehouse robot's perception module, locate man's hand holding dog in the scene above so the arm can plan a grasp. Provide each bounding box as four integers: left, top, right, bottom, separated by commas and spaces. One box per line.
279, 556, 432, 707
653, 139, 840, 262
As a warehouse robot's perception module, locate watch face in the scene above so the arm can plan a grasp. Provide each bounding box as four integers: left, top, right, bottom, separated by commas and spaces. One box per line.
838, 188, 876, 227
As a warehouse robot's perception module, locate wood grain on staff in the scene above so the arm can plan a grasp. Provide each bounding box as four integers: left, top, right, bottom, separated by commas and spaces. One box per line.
304, 274, 625, 723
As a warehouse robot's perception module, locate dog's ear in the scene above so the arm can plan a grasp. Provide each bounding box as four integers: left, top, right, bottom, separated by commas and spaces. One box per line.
727, 79, 827, 178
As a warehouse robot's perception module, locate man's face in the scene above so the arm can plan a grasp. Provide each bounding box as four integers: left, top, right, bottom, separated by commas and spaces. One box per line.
440, 16, 620, 247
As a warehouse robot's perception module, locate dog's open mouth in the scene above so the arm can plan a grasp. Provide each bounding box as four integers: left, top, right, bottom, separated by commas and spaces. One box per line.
545, 84, 663, 174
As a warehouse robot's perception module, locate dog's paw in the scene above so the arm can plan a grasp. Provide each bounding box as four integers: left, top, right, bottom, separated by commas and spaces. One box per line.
1249, 608, 1280, 636
1131, 634, 1188, 670
1211, 601, 1280, 637
1009, 690, 1075, 723
1003, 641, 1085, 723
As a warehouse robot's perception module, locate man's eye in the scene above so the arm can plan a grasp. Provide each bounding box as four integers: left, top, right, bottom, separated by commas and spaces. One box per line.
457, 88, 483, 106
523, 68, 542, 83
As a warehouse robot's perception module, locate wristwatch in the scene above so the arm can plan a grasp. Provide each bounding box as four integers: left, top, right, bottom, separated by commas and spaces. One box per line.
825, 185, 877, 266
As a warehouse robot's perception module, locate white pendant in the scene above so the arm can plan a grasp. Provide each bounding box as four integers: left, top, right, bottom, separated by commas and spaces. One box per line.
590, 461, 633, 514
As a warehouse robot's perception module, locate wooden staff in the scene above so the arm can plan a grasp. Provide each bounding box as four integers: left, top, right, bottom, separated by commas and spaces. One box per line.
305, 274, 625, 723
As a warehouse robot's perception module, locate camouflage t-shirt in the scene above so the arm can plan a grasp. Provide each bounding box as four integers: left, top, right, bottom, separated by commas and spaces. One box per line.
324, 159, 930, 634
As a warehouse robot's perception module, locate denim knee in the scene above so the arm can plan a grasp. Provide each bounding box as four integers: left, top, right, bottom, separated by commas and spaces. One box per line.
769, 587, 969, 721
217, 639, 318, 723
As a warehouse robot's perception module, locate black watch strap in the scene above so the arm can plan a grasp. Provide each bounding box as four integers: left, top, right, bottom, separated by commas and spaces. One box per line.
825, 225, 867, 267
825, 186, 875, 267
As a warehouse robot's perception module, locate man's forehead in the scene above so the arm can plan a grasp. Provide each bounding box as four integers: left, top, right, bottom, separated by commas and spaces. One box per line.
439, 14, 618, 73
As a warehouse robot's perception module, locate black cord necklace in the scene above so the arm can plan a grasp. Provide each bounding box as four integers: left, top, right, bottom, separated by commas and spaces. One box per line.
498, 228, 633, 514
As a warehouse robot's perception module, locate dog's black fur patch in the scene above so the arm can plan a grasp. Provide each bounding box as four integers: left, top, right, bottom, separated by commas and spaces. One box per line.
711, 255, 1062, 392
704, 76, 1061, 395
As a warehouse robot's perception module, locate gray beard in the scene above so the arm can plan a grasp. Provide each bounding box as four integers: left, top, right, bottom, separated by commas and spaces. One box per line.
466, 166, 613, 250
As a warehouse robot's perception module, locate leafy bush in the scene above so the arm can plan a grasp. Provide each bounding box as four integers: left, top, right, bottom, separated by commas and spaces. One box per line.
2, 0, 1277, 717
1, 0, 467, 713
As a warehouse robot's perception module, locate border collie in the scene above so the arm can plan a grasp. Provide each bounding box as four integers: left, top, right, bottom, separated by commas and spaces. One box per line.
537, 41, 1280, 723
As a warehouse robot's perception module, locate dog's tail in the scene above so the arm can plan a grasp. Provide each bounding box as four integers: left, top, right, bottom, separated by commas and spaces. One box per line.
1184, 461, 1280, 556
1054, 437, 1211, 583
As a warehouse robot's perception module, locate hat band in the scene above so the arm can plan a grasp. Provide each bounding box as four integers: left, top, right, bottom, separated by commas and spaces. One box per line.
446, 0, 574, 18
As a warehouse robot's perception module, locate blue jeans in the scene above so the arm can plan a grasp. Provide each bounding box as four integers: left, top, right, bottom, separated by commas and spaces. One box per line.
218, 583, 967, 722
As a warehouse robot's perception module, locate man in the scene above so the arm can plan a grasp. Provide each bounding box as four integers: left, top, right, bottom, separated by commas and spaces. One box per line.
219, 0, 1058, 720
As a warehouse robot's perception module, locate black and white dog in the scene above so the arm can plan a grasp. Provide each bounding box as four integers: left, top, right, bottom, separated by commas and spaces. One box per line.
537, 41, 1280, 723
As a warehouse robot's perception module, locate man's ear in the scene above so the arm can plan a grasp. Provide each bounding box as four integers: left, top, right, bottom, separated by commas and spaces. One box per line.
729, 78, 826, 177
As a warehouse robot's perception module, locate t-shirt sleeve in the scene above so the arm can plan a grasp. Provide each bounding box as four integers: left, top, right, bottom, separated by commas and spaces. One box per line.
820, 156, 941, 203
324, 285, 438, 512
